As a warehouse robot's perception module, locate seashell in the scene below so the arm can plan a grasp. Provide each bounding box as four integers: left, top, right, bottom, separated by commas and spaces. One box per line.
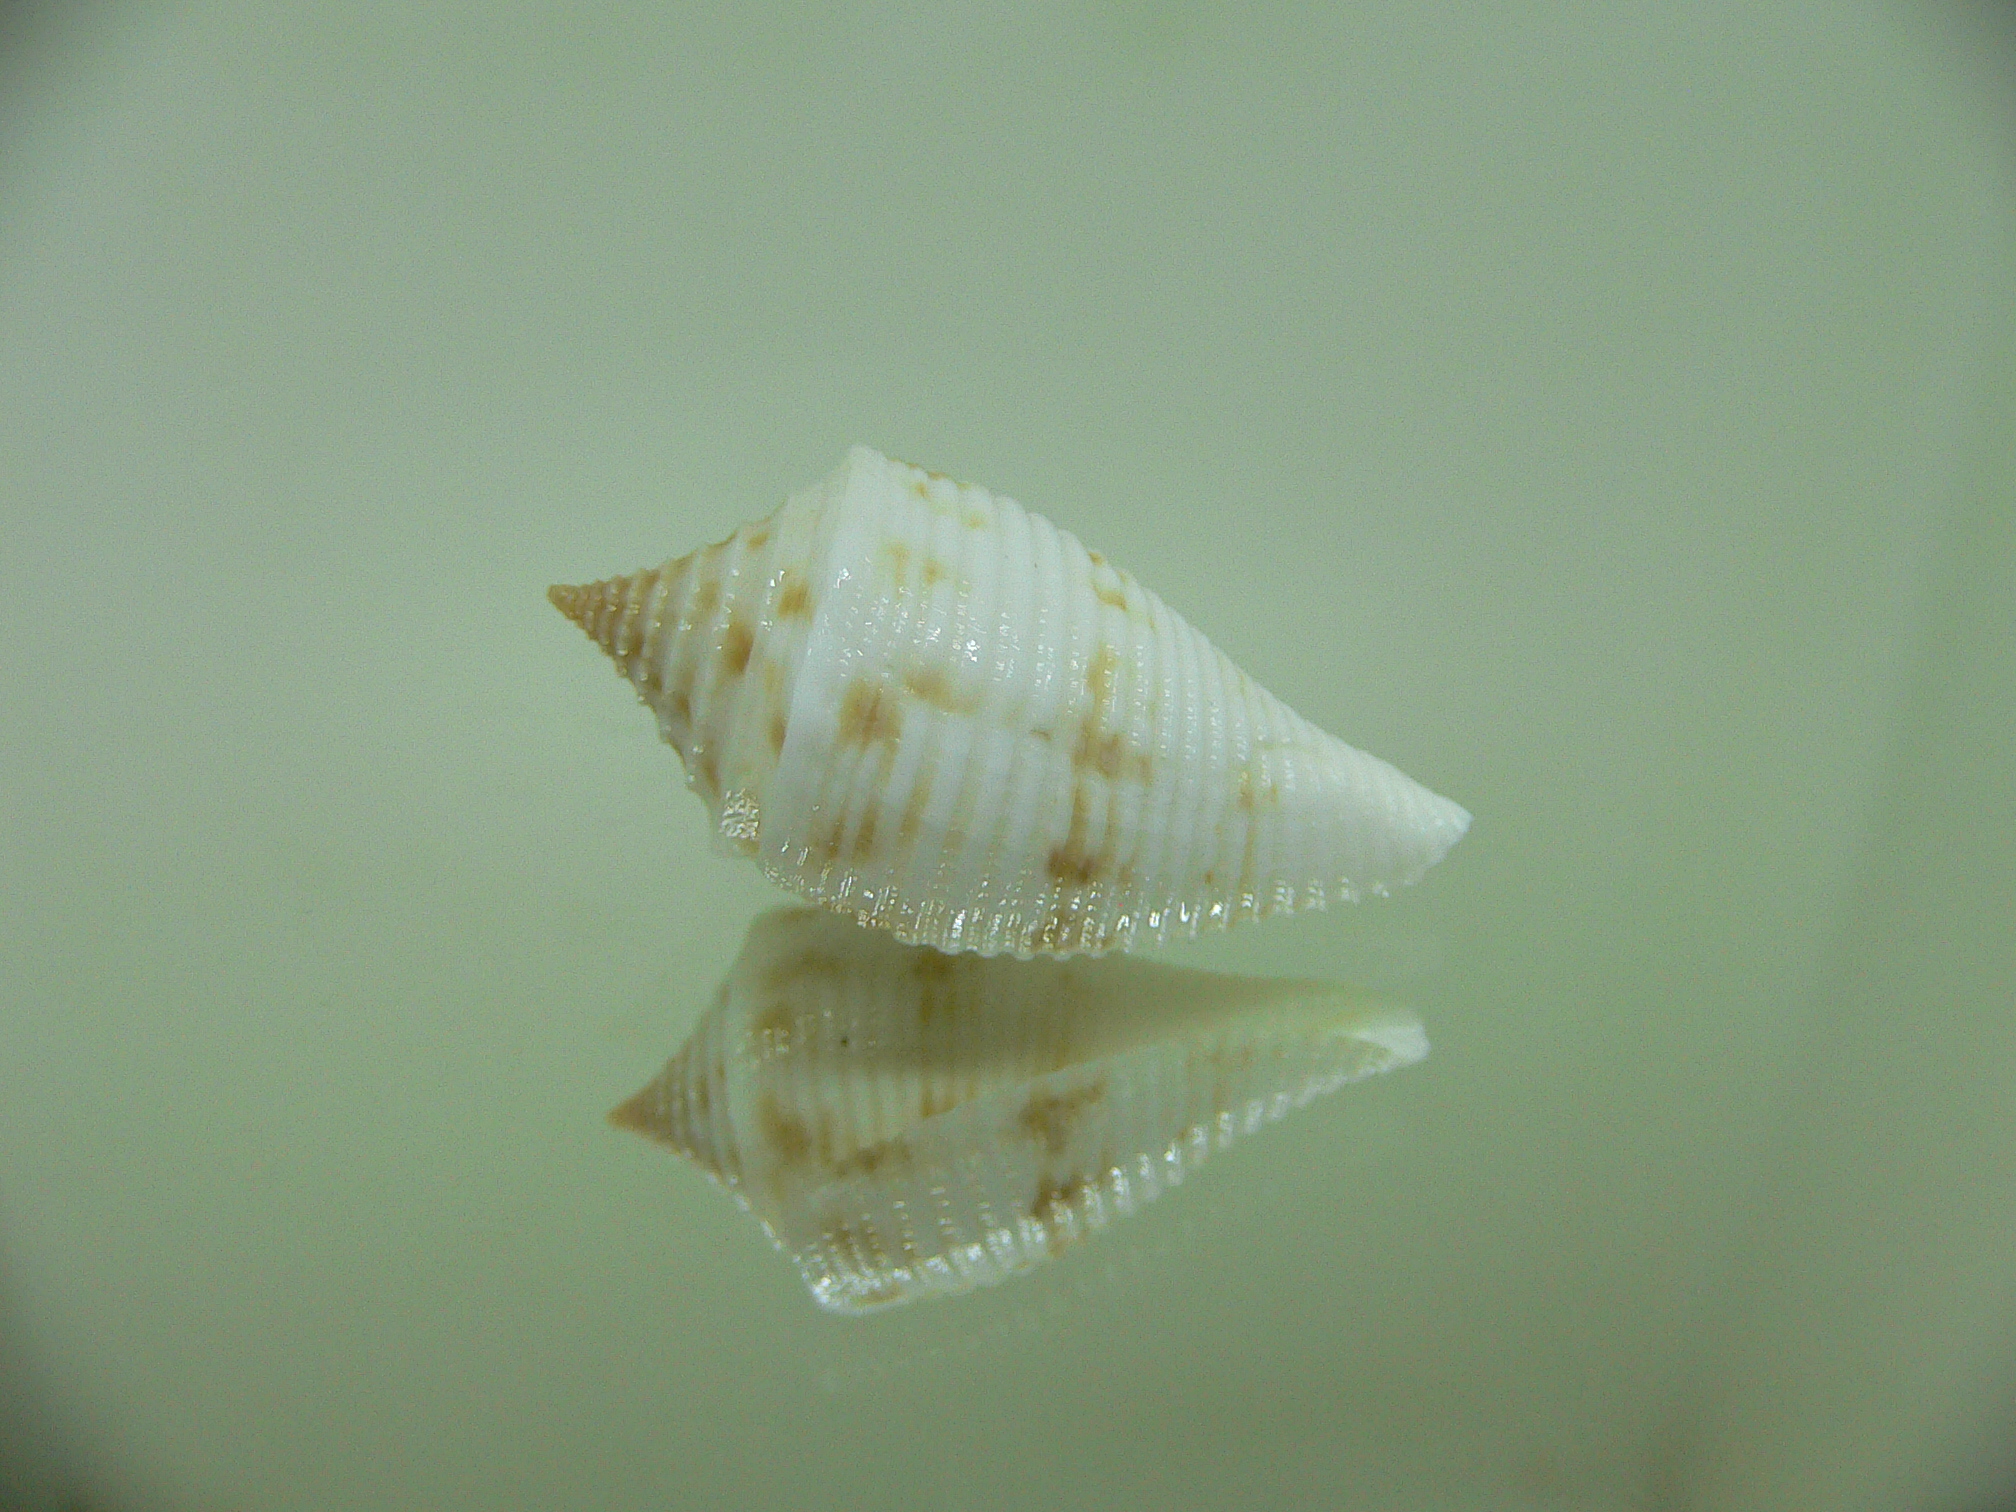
551, 446, 1469, 957
611, 907, 1427, 1314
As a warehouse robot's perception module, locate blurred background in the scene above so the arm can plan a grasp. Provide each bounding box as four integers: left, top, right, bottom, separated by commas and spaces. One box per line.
1, 3, 2011, 1508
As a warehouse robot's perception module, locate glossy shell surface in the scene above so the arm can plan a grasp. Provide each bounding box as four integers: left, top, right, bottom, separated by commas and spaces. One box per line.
553, 446, 1469, 956
611, 908, 1427, 1313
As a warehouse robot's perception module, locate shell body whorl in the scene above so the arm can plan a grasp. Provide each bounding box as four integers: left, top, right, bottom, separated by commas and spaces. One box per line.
553, 447, 1470, 956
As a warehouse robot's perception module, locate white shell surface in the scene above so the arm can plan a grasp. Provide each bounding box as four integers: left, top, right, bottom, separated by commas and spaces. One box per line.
553, 446, 1470, 956
611, 908, 1427, 1314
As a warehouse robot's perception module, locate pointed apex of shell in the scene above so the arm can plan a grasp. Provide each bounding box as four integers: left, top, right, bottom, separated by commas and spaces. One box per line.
547, 580, 590, 626
607, 1081, 674, 1144
548, 571, 660, 665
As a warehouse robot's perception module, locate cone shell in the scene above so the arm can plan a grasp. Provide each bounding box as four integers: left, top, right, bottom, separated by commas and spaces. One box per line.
552, 446, 1469, 957
612, 907, 1427, 1313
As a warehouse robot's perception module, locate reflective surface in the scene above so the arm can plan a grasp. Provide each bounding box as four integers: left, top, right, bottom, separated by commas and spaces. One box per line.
1, 5, 2012, 1510
612, 907, 1424, 1312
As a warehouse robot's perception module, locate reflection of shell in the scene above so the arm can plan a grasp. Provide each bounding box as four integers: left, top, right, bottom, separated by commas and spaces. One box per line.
611, 907, 1427, 1313
552, 446, 1470, 957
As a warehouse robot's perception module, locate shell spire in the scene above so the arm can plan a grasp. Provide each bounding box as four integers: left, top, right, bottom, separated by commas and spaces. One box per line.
548, 574, 660, 671
552, 446, 1470, 955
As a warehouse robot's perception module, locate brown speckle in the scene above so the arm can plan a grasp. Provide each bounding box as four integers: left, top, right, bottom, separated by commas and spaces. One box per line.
902, 664, 980, 715
769, 711, 787, 753
1067, 643, 1153, 783
760, 1091, 812, 1167
776, 570, 811, 619
1019, 1079, 1107, 1157
851, 805, 878, 860
752, 995, 799, 1053
913, 949, 956, 982
921, 556, 949, 586
720, 616, 754, 676
745, 526, 770, 550
882, 540, 912, 581
1094, 581, 1129, 610
1236, 766, 1281, 812
833, 1138, 909, 1179
1031, 1174, 1091, 1255
1073, 724, 1129, 781
1046, 784, 1102, 884
838, 679, 903, 747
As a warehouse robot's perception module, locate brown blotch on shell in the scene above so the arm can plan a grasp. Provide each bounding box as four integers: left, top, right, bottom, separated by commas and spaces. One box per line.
1046, 785, 1103, 885
1031, 1173, 1091, 1255
838, 679, 903, 748
902, 664, 981, 715
759, 1091, 813, 1168
720, 616, 754, 676
1074, 723, 1152, 783
883, 540, 912, 580
751, 995, 800, 1054
912, 949, 957, 982
776, 571, 812, 619
1019, 1079, 1108, 1158
1236, 766, 1282, 812
769, 711, 788, 754
745, 526, 770, 550
833, 1138, 910, 1179
921, 556, 950, 587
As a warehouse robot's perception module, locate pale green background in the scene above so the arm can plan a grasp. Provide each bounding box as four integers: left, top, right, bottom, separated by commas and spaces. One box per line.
2, 4, 2013, 1509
